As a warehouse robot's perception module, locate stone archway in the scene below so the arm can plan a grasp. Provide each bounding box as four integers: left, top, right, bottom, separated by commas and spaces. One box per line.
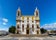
26, 29, 29, 34
26, 24, 29, 34
37, 30, 39, 34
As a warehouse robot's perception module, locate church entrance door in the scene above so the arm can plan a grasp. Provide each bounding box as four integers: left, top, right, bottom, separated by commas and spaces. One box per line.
26, 24, 29, 34
26, 29, 29, 34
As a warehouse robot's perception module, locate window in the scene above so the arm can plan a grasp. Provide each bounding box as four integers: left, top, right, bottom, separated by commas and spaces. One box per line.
37, 25, 39, 28
22, 21, 24, 23
26, 24, 29, 30
36, 11, 38, 16
32, 21, 33, 22
18, 11, 19, 16
36, 20, 39, 22
32, 24, 34, 31
37, 30, 39, 34
18, 13, 19, 16
22, 24, 24, 32
17, 30, 19, 34
17, 25, 19, 28
27, 24, 29, 28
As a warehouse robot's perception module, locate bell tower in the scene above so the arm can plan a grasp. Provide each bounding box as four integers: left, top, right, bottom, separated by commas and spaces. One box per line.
34, 7, 41, 34
16, 7, 21, 17
16, 7, 21, 34
34, 7, 39, 17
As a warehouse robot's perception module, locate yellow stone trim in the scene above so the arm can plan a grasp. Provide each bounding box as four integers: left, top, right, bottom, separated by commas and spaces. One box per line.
21, 16, 40, 21
32, 16, 34, 21
22, 16, 24, 20
35, 17, 40, 20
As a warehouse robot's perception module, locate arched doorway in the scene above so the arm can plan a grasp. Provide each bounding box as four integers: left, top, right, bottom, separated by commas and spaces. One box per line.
26, 24, 29, 34
17, 30, 19, 34
37, 30, 39, 34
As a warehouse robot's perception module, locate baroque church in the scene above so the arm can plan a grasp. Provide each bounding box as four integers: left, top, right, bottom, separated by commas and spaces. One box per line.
16, 7, 41, 35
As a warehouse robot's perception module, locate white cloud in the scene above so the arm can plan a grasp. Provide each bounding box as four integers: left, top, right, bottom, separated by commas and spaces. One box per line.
2, 18, 8, 25
41, 22, 56, 30
2, 18, 8, 22
3, 22, 7, 25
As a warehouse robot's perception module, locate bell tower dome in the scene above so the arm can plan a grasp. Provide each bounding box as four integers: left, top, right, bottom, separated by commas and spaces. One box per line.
34, 7, 39, 17
16, 7, 21, 17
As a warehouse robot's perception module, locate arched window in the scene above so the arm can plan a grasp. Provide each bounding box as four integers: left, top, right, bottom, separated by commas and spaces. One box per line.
37, 30, 39, 34
18, 11, 20, 16
37, 25, 39, 29
22, 21, 24, 23
32, 24, 34, 31
17, 30, 19, 34
26, 24, 29, 30
17, 25, 19, 28
36, 11, 38, 16
27, 24, 29, 28
32, 21, 34, 23
22, 24, 24, 32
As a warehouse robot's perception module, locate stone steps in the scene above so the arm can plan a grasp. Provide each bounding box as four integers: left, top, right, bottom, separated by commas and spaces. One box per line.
9, 34, 48, 37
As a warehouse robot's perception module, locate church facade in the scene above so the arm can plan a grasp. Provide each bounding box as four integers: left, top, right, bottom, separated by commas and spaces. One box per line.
16, 7, 41, 35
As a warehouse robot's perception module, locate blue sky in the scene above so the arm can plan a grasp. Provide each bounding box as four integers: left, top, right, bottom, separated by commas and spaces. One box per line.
0, 0, 56, 31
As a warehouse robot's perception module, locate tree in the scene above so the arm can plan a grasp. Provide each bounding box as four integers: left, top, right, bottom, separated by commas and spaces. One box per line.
40, 28, 47, 34
9, 26, 16, 34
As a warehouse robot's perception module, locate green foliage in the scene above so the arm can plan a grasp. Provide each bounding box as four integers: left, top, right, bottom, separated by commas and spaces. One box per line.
9, 26, 16, 34
40, 28, 47, 34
